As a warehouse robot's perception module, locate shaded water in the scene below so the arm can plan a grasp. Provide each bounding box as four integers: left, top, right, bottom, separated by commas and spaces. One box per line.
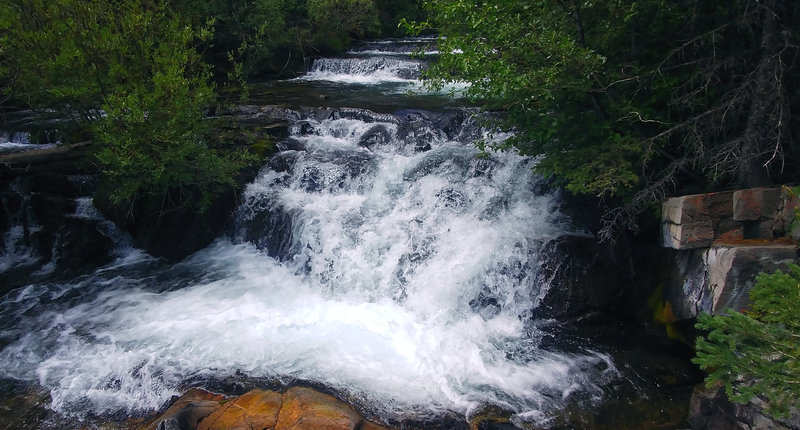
0, 38, 696, 428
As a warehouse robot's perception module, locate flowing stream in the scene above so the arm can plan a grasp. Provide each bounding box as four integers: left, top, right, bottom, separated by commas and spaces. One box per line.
0, 38, 692, 428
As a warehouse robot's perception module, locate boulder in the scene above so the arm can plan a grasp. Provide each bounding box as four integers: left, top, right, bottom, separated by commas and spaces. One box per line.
733, 187, 781, 221
662, 186, 800, 250
663, 244, 798, 319
662, 191, 735, 249
143, 387, 391, 430
141, 389, 225, 430
275, 387, 363, 430
198, 389, 282, 430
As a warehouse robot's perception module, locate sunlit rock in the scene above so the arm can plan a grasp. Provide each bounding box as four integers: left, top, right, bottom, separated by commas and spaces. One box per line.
275, 387, 364, 430
198, 389, 282, 430
142, 388, 225, 430
663, 244, 799, 319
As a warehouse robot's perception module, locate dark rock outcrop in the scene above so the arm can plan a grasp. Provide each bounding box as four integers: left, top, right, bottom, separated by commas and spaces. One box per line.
92, 177, 253, 261
534, 235, 636, 318
663, 244, 798, 319
0, 144, 116, 295
688, 384, 800, 430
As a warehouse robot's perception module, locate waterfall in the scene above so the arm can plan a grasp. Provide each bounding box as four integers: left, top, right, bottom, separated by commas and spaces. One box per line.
302, 57, 425, 84
0, 39, 627, 428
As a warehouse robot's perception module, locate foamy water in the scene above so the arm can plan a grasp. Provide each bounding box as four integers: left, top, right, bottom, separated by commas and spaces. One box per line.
299, 57, 425, 84
0, 110, 611, 427
0, 39, 619, 427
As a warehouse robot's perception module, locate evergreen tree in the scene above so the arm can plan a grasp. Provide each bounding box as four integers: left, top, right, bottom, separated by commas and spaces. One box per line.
694, 264, 800, 418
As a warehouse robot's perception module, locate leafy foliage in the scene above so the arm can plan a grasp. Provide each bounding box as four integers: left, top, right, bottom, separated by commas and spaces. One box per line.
694, 264, 800, 418
170, 0, 298, 78
170, 0, 419, 77
0, 0, 254, 210
409, 0, 800, 238
308, 0, 381, 53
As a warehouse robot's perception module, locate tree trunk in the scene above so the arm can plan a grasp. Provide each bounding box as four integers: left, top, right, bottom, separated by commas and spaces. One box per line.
735, 0, 786, 188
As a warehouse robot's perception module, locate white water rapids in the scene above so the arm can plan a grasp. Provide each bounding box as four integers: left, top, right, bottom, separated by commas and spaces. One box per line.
0, 40, 621, 427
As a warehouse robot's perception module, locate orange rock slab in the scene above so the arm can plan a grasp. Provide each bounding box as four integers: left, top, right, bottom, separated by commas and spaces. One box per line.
198, 389, 283, 430
274, 387, 363, 430
140, 388, 225, 430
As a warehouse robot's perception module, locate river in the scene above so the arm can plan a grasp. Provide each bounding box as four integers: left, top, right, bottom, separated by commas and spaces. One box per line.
0, 37, 696, 429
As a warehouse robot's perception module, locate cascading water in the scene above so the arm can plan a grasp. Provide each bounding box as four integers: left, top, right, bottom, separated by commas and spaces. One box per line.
0, 38, 692, 429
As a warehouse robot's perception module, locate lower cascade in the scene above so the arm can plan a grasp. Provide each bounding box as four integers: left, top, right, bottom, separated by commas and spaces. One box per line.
0, 107, 617, 427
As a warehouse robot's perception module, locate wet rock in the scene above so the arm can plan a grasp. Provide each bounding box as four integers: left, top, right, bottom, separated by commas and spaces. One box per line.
269, 151, 302, 173
198, 389, 282, 430
403, 149, 470, 182
535, 235, 635, 318
0, 383, 52, 430
297, 121, 316, 135
334, 108, 395, 124
395, 113, 447, 151
94, 163, 260, 261
1, 171, 115, 294
358, 124, 391, 149
144, 387, 392, 430
469, 157, 498, 178
315, 109, 335, 122
277, 139, 306, 152
52, 216, 115, 273
236, 201, 298, 260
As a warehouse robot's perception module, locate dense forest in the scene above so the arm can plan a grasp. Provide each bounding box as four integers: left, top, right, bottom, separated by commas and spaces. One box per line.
410, 0, 800, 239
2, 0, 797, 234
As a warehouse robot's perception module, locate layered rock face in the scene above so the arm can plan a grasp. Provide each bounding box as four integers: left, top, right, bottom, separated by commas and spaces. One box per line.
663, 186, 799, 250
661, 186, 799, 319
